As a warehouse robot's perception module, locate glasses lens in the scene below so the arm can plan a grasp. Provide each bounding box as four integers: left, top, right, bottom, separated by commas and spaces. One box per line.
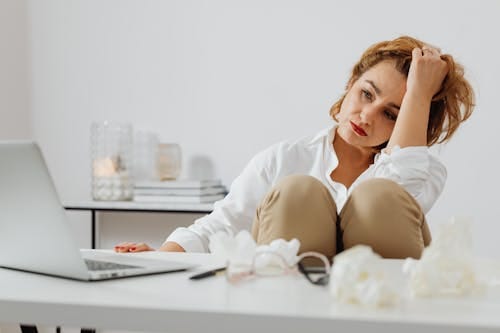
298, 256, 327, 272
298, 255, 330, 286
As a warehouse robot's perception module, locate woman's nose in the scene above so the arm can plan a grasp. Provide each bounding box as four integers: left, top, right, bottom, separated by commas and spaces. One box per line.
359, 106, 377, 124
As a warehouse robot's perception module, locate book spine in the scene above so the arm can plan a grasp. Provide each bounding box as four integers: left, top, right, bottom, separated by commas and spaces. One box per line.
134, 187, 226, 196
135, 180, 221, 189
133, 194, 225, 204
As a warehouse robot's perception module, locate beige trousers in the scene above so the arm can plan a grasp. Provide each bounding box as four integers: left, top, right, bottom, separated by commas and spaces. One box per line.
251, 175, 431, 259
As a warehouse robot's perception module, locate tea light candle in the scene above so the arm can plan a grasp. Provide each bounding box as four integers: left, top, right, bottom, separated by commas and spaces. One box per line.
92, 157, 132, 201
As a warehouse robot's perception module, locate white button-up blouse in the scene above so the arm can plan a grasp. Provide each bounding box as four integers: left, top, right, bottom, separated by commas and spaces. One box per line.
165, 124, 447, 252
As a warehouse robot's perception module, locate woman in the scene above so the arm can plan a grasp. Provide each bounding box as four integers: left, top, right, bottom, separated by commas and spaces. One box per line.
115, 36, 475, 259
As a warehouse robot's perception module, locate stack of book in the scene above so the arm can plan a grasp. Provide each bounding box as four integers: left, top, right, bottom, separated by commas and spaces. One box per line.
133, 179, 227, 204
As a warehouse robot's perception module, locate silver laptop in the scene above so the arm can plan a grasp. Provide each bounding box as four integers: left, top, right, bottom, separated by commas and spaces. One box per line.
0, 141, 195, 281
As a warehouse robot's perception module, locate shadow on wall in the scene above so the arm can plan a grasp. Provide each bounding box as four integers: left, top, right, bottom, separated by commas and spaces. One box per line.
187, 155, 215, 180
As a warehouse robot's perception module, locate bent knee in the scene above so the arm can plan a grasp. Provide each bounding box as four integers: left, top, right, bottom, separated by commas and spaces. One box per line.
275, 174, 328, 194
341, 178, 427, 258
349, 178, 413, 211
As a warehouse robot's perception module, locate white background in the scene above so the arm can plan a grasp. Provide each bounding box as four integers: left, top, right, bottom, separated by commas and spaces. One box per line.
2, 0, 499, 257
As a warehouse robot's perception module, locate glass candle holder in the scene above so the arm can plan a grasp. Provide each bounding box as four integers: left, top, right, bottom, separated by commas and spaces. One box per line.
156, 143, 182, 180
91, 121, 133, 201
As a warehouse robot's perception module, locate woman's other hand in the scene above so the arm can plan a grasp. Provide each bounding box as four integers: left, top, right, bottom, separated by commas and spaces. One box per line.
114, 242, 154, 253
407, 46, 449, 101
114, 241, 186, 253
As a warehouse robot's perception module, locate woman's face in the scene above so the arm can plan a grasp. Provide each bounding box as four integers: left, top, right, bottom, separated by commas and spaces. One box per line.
336, 60, 407, 151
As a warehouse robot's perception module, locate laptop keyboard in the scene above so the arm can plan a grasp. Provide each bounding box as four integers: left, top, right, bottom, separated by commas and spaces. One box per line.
85, 259, 140, 271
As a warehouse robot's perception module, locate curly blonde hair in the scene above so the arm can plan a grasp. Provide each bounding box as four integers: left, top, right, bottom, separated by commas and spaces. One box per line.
330, 36, 475, 146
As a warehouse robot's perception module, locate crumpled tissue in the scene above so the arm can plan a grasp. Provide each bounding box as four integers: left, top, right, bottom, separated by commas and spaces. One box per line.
403, 216, 479, 297
208, 230, 301, 269
329, 245, 400, 307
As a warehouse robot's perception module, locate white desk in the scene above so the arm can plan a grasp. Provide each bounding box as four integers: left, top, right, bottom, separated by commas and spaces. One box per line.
1, 251, 500, 333
63, 201, 213, 249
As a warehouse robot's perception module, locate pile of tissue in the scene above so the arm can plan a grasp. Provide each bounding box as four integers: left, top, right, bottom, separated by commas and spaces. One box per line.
329, 216, 483, 307
209, 230, 300, 272
403, 216, 478, 297
329, 245, 400, 307
209, 216, 497, 307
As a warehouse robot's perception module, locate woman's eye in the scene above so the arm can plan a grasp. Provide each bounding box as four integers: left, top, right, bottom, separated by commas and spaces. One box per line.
384, 110, 397, 121
361, 89, 373, 101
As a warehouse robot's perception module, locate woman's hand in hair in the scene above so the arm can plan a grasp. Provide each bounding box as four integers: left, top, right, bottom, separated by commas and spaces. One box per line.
407, 46, 449, 102
387, 46, 449, 150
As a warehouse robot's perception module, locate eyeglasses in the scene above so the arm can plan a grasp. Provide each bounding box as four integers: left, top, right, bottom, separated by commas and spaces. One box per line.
225, 251, 330, 286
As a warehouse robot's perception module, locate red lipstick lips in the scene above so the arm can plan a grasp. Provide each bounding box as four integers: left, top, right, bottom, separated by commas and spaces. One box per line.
350, 121, 367, 136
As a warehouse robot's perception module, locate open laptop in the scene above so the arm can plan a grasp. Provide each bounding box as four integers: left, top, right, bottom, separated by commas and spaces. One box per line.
0, 141, 195, 281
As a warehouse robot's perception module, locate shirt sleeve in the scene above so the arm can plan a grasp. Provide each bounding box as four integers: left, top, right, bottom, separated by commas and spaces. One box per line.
371, 146, 447, 213
164, 147, 276, 252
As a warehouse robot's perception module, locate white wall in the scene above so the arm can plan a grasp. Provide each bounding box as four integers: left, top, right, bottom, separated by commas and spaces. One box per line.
0, 0, 30, 140
25, 0, 500, 257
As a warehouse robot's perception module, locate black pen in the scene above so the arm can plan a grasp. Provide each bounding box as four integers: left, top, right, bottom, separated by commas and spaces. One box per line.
189, 267, 226, 280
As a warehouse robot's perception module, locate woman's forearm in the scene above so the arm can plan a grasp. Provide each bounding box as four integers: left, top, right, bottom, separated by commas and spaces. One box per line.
387, 46, 448, 152
386, 89, 431, 151
158, 241, 186, 252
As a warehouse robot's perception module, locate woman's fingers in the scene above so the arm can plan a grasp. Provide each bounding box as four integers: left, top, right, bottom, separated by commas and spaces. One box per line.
408, 47, 448, 100
422, 46, 434, 54
114, 242, 134, 252
413, 46, 441, 59
114, 242, 154, 253
130, 243, 154, 252
412, 47, 423, 59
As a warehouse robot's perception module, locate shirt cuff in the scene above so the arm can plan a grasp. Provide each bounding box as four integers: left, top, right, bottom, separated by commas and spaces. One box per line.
164, 227, 207, 253
376, 146, 430, 178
